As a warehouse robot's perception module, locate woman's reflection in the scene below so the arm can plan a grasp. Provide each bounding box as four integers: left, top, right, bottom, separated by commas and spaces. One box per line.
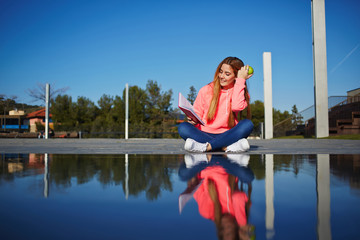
179, 154, 255, 240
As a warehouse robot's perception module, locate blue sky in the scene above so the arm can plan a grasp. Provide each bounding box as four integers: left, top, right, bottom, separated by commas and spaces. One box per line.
1, 0, 359, 113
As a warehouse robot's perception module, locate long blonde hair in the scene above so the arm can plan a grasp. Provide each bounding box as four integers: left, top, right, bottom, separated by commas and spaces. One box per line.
207, 57, 251, 127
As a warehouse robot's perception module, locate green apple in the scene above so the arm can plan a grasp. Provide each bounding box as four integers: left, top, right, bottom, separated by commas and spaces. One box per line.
248, 66, 254, 75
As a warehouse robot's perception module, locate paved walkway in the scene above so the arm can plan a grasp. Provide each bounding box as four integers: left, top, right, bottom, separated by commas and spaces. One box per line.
0, 138, 359, 154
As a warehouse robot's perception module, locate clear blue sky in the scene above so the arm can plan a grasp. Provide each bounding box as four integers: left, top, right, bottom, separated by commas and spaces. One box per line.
1, 0, 359, 113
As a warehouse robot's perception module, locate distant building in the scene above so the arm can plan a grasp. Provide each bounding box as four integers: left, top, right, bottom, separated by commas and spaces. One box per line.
347, 88, 360, 103
9, 109, 25, 116
305, 87, 360, 136
0, 109, 28, 131
26, 108, 53, 133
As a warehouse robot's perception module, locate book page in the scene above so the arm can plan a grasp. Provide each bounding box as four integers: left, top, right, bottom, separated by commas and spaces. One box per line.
178, 93, 205, 125
178, 92, 194, 110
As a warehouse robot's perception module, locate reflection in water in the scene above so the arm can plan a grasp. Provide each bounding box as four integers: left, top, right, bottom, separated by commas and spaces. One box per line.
317, 154, 331, 240
179, 154, 255, 240
125, 153, 129, 199
265, 154, 275, 240
44, 153, 49, 198
0, 154, 182, 199
330, 154, 360, 189
1, 153, 360, 239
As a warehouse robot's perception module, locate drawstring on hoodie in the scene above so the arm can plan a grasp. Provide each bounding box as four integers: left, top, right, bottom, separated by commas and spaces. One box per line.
226, 91, 228, 114
226, 90, 231, 114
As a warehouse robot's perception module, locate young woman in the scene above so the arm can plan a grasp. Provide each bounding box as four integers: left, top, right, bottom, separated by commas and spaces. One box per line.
178, 56, 254, 152
178, 154, 255, 239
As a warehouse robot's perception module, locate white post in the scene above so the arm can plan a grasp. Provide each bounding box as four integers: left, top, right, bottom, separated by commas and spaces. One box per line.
125, 83, 129, 140
44, 153, 49, 198
125, 154, 129, 200
45, 83, 50, 139
312, 0, 329, 138
265, 154, 275, 239
317, 154, 331, 240
263, 52, 273, 139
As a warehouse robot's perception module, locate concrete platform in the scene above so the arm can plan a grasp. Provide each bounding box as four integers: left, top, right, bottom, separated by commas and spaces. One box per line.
0, 138, 359, 154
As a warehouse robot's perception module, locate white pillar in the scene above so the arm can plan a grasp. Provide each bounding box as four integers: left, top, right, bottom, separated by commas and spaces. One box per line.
312, 0, 329, 138
265, 154, 275, 239
263, 52, 273, 139
44, 153, 49, 198
317, 154, 331, 240
125, 83, 129, 140
125, 154, 129, 200
45, 83, 50, 139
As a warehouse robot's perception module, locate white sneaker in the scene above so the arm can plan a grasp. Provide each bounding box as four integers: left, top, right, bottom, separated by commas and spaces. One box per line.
184, 154, 208, 168
184, 138, 208, 152
227, 154, 250, 167
225, 138, 250, 152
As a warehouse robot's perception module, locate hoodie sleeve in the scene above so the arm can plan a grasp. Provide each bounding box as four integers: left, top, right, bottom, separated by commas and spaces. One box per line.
231, 78, 248, 112
193, 85, 210, 119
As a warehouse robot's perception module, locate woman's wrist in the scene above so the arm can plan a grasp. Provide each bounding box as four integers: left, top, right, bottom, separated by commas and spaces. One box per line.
235, 78, 246, 85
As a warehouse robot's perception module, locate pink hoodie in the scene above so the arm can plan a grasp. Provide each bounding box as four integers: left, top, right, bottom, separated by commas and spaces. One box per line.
193, 78, 248, 134
193, 166, 249, 226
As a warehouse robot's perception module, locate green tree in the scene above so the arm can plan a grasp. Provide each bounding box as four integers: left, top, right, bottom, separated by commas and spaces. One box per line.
51, 95, 74, 131
145, 80, 173, 120
93, 94, 114, 134
144, 80, 175, 137
291, 104, 303, 126
145, 80, 162, 120
128, 86, 148, 136
249, 100, 264, 129
110, 95, 125, 133
0, 95, 17, 115
158, 89, 173, 114
73, 96, 97, 132
187, 86, 197, 105
127, 86, 147, 124
274, 109, 291, 125
98, 94, 114, 116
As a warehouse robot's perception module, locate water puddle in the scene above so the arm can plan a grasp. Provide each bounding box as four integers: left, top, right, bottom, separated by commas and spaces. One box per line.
0, 153, 359, 239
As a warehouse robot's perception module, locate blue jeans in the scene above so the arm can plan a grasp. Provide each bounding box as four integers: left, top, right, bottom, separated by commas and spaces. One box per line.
178, 119, 254, 151
178, 154, 255, 183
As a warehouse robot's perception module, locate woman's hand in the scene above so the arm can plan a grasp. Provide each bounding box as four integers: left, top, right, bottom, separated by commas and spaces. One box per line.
187, 117, 197, 125
237, 65, 253, 80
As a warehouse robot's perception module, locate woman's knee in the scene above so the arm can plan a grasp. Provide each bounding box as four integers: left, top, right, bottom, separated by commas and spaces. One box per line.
177, 122, 193, 139
238, 119, 254, 131
244, 119, 254, 131
235, 119, 254, 137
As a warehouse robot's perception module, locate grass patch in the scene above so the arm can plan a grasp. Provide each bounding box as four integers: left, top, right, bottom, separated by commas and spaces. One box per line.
275, 135, 309, 139
320, 134, 360, 140
275, 134, 360, 140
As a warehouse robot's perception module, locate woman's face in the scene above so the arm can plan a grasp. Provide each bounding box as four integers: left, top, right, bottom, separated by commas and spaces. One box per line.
220, 214, 238, 240
218, 64, 236, 89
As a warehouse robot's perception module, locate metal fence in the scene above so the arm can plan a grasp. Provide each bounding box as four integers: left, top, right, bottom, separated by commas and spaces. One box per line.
274, 95, 358, 137
298, 96, 348, 122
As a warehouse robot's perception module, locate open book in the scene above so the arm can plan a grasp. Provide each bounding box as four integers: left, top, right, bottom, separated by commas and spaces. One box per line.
178, 92, 205, 125
179, 179, 203, 214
